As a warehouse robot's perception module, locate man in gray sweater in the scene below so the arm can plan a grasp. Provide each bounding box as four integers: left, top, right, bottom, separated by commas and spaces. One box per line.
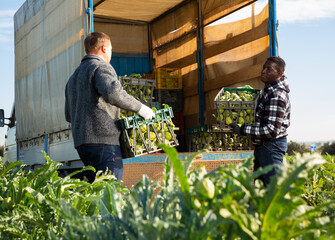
65, 32, 154, 183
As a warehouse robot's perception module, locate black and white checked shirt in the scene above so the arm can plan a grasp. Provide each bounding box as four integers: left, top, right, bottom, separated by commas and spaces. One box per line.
243, 76, 291, 140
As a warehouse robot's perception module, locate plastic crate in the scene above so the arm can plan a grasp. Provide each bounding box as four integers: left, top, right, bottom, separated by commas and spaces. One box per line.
154, 89, 183, 112
214, 87, 260, 129
142, 73, 155, 80
153, 102, 161, 110
120, 107, 179, 158
187, 125, 252, 152
120, 102, 162, 119
121, 107, 174, 129
119, 76, 155, 107
186, 125, 213, 135
155, 68, 182, 89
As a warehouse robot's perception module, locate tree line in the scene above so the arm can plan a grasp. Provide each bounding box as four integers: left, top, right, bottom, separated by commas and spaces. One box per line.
287, 140, 335, 155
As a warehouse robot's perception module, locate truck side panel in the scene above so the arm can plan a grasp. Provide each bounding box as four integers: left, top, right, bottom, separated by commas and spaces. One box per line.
14, 0, 87, 142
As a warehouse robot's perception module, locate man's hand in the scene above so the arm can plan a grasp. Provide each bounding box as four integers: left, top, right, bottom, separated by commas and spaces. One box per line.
229, 123, 242, 135
138, 104, 155, 120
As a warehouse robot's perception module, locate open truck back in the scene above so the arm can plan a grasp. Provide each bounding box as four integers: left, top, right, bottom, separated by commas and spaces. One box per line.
13, 0, 278, 185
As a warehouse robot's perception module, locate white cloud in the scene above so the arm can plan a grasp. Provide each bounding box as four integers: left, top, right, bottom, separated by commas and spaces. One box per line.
278, 0, 335, 23
0, 10, 16, 17
0, 9, 16, 43
0, 34, 11, 43
0, 22, 13, 29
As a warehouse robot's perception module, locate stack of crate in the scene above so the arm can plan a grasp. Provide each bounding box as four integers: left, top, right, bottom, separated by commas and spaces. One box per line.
154, 68, 183, 112
187, 87, 260, 152
154, 68, 185, 150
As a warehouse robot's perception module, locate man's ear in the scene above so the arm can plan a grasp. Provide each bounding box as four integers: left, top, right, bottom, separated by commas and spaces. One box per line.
101, 45, 106, 53
278, 71, 284, 79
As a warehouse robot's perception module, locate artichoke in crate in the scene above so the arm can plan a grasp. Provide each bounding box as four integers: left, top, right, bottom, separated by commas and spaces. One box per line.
215, 86, 258, 127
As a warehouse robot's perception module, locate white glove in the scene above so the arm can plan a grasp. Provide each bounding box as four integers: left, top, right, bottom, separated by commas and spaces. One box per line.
138, 104, 155, 120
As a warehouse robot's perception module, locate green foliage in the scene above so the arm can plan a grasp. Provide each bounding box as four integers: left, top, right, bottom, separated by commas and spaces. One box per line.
1, 149, 335, 239
55, 149, 335, 240
303, 153, 335, 216
287, 141, 310, 155
320, 142, 335, 155
0, 152, 127, 239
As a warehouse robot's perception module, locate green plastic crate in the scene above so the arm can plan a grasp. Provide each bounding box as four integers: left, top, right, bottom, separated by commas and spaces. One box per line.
121, 118, 179, 158
214, 87, 260, 129
121, 107, 174, 130
187, 125, 252, 152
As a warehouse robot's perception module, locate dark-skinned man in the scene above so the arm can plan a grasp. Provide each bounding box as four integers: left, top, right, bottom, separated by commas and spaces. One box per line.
230, 56, 290, 186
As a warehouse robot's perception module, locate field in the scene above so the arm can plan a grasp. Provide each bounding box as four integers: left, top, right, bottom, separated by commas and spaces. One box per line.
0, 146, 334, 239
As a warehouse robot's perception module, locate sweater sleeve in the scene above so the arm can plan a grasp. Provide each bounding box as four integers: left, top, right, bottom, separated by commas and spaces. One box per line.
93, 64, 142, 113
64, 83, 71, 123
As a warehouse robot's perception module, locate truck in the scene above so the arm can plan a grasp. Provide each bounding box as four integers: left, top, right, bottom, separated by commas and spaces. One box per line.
1, 0, 279, 186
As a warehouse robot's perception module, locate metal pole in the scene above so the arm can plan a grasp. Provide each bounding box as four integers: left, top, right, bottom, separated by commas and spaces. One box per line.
86, 0, 94, 33
197, 0, 205, 126
269, 0, 278, 56
148, 23, 153, 73
16, 144, 19, 161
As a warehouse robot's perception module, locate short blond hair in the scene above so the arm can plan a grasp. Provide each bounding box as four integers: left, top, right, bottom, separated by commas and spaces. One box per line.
84, 32, 111, 54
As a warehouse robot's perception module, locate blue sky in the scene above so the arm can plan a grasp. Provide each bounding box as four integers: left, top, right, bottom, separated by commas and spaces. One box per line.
0, 0, 335, 145
277, 0, 335, 143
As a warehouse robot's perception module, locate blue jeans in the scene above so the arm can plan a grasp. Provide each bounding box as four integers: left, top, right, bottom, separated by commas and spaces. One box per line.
254, 138, 287, 186
76, 144, 123, 183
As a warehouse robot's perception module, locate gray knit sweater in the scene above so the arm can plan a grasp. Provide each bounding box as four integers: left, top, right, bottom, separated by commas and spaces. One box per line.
65, 55, 142, 147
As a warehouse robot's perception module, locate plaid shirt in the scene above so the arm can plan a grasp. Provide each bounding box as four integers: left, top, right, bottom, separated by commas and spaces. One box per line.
243, 76, 290, 140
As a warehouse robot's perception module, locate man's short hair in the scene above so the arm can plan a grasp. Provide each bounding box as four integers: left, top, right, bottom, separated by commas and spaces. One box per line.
84, 32, 111, 54
267, 56, 286, 73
